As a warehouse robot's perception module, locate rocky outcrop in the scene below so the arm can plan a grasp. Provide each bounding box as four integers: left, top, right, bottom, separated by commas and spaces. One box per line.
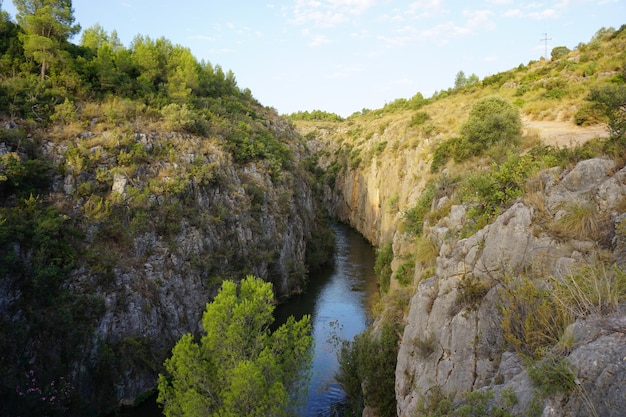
1, 112, 329, 409
395, 158, 626, 416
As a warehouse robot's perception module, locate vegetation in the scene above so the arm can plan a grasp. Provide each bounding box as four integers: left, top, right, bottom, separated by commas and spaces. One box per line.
286, 109, 344, 122
157, 276, 313, 417
0, 1, 334, 414
336, 319, 399, 417
374, 242, 394, 293
431, 95, 522, 169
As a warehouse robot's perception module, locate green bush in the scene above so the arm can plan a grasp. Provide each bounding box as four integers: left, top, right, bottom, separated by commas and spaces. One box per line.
459, 153, 536, 234
336, 320, 399, 417
409, 111, 431, 127
403, 180, 437, 235
527, 355, 576, 397
499, 275, 570, 359
460, 96, 522, 157
374, 242, 394, 293
395, 260, 415, 286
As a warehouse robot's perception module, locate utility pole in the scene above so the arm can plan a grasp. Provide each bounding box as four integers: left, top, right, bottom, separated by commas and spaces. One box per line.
540, 33, 551, 59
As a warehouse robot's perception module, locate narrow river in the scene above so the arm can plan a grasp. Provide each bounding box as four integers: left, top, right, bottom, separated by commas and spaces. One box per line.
274, 222, 379, 416
113, 222, 378, 417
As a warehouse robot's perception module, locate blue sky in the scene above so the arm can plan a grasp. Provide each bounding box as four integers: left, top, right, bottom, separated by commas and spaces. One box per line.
3, 1, 625, 116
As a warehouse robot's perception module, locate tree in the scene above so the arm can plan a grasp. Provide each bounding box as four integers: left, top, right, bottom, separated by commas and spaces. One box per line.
460, 95, 522, 155
157, 276, 313, 417
551, 46, 570, 61
454, 70, 467, 89
589, 83, 626, 144
14, 0, 80, 80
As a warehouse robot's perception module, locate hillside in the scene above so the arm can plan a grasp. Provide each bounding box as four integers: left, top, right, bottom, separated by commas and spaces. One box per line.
1, 2, 625, 415
295, 25, 626, 417
0, 6, 333, 415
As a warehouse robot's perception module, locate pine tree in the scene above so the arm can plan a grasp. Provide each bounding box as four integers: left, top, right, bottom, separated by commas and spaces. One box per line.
13, 0, 80, 80
158, 276, 313, 417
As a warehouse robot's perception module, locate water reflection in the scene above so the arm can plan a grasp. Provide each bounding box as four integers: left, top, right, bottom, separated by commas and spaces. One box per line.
274, 222, 379, 416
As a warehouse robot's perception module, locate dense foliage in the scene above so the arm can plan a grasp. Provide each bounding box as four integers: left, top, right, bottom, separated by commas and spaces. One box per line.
157, 276, 313, 417
336, 319, 399, 417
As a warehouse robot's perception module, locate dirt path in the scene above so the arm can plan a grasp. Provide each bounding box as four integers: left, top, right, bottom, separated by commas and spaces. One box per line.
523, 118, 609, 147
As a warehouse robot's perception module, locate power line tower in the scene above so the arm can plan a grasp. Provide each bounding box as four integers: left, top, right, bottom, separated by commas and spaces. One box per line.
540, 33, 551, 59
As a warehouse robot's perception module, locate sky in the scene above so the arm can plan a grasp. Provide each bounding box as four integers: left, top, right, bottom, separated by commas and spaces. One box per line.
3, 1, 625, 117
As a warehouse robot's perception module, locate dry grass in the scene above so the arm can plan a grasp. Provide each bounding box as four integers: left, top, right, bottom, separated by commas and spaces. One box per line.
415, 235, 439, 267
552, 202, 603, 241
549, 263, 626, 318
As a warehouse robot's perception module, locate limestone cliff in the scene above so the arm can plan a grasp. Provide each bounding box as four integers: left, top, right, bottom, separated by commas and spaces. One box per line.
0, 108, 330, 411
396, 158, 626, 416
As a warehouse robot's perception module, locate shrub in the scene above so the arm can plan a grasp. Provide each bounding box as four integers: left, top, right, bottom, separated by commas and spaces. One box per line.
499, 275, 570, 359
460, 96, 522, 157
161, 103, 196, 131
409, 111, 431, 127
50, 98, 77, 125
336, 320, 399, 417
588, 83, 626, 144
395, 260, 415, 286
551, 46, 571, 60
456, 274, 491, 313
527, 355, 576, 397
402, 180, 436, 235
374, 242, 394, 293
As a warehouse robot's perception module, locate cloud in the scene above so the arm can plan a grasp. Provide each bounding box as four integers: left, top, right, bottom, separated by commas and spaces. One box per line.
309, 34, 334, 46
290, 0, 377, 28
189, 34, 219, 43
406, 0, 445, 19
464, 9, 496, 30
326, 64, 363, 79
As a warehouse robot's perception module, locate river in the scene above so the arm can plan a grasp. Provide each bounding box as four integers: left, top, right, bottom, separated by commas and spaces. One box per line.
274, 222, 379, 416
112, 222, 378, 417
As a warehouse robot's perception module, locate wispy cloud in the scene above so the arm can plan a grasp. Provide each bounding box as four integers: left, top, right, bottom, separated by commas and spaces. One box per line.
377, 7, 495, 47
290, 0, 377, 28
502, 0, 575, 19
326, 64, 363, 79
406, 0, 445, 18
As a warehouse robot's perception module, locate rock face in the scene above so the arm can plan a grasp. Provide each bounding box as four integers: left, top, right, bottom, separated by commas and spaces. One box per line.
1, 113, 329, 410
395, 158, 626, 416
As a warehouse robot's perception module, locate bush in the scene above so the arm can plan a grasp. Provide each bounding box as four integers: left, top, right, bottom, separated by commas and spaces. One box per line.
459, 153, 536, 234
409, 111, 431, 127
527, 355, 576, 397
460, 96, 522, 157
402, 180, 436, 235
395, 260, 415, 286
374, 242, 393, 293
336, 320, 399, 417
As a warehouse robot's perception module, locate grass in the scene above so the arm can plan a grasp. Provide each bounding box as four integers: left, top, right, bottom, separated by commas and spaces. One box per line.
551, 202, 604, 241
549, 263, 626, 318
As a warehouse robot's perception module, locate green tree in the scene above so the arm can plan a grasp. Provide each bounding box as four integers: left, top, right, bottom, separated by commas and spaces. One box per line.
14, 0, 80, 80
454, 70, 467, 89
157, 276, 313, 417
551, 45, 571, 60
589, 83, 626, 144
460, 95, 522, 155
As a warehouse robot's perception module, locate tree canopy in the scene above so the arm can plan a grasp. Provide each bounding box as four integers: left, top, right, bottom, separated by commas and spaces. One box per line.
157, 276, 313, 417
14, 0, 80, 79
